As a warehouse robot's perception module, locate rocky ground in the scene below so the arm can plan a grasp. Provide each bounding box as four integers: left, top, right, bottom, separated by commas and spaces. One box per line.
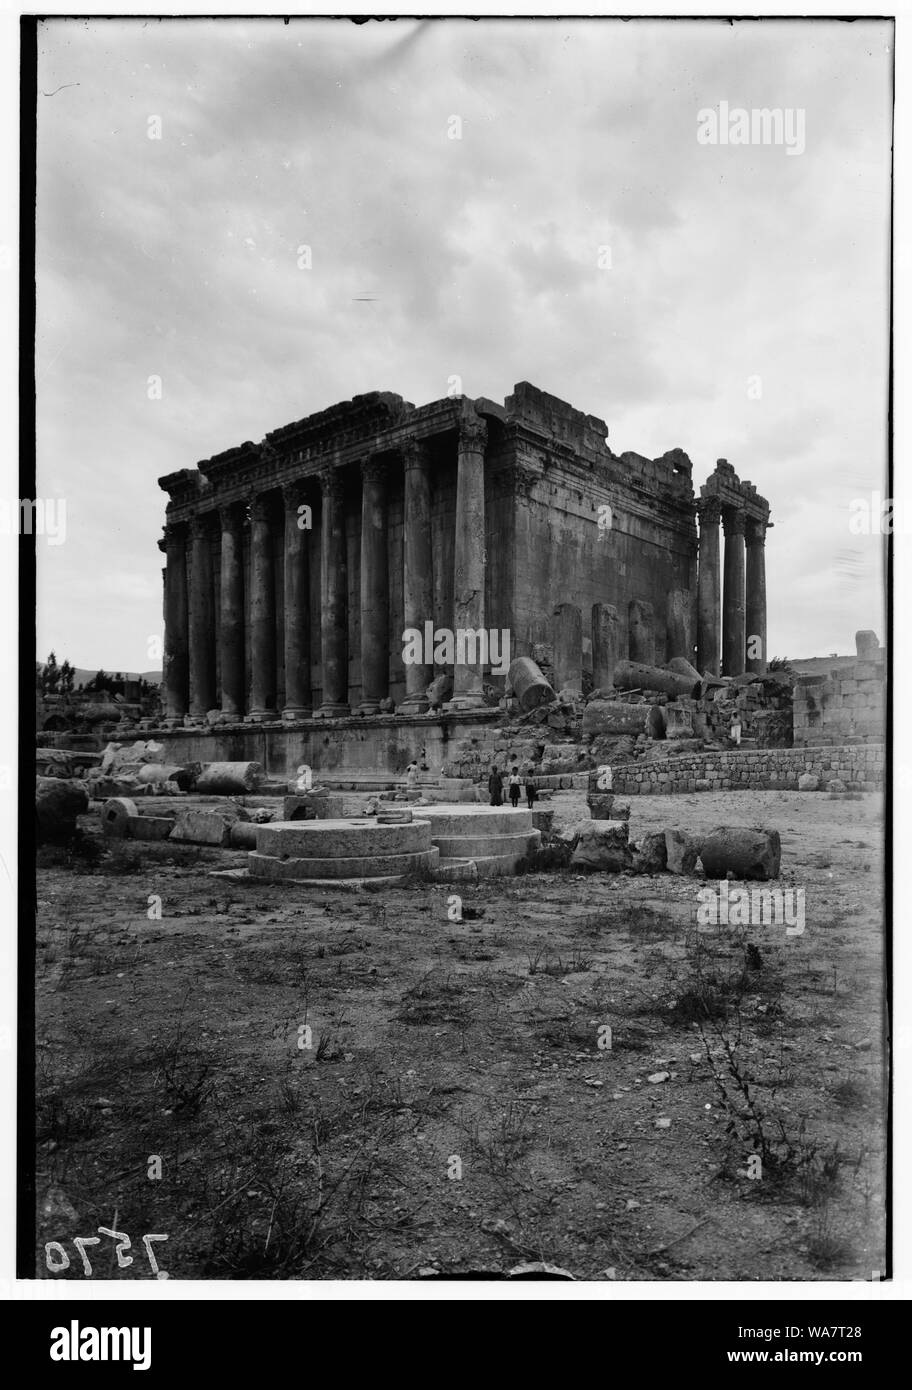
34, 789, 886, 1282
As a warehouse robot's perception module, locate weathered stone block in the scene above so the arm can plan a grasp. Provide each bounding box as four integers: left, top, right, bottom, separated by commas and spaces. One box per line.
664, 829, 699, 875
100, 796, 139, 838
37, 778, 89, 843
195, 761, 265, 794
700, 827, 781, 881
570, 820, 631, 872
171, 809, 233, 846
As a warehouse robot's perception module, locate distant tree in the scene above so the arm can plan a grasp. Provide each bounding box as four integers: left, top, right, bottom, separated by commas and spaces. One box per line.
768, 656, 794, 675
59, 658, 74, 695
43, 651, 60, 695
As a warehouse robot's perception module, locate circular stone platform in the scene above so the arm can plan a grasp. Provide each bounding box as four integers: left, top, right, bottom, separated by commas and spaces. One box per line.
415, 804, 541, 876
249, 817, 438, 884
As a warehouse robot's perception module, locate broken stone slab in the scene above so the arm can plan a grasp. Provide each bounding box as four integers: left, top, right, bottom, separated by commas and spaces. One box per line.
508, 656, 557, 712
613, 661, 701, 700
170, 808, 234, 846
87, 773, 148, 799
128, 816, 174, 842
582, 700, 647, 736
826, 779, 847, 793
700, 827, 781, 882
664, 829, 700, 875
100, 796, 140, 838
797, 773, 820, 791
101, 739, 165, 773
196, 761, 265, 794
570, 820, 631, 872
36, 777, 89, 843
631, 831, 668, 874
611, 798, 631, 821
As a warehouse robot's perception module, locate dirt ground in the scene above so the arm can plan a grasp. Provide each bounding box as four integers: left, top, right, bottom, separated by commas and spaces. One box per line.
34, 788, 887, 1282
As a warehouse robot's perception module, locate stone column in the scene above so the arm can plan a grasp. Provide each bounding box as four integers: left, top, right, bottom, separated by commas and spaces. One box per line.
398, 438, 433, 715
357, 458, 389, 715
744, 516, 768, 674
666, 588, 692, 663
246, 494, 277, 720
161, 523, 189, 722
552, 602, 583, 695
281, 481, 312, 719
447, 409, 488, 710
628, 599, 655, 665
696, 497, 721, 676
188, 513, 216, 720
721, 506, 746, 676
217, 503, 246, 719
316, 467, 350, 717
591, 602, 620, 691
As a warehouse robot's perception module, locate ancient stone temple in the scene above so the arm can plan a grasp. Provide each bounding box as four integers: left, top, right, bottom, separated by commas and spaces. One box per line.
158, 382, 771, 725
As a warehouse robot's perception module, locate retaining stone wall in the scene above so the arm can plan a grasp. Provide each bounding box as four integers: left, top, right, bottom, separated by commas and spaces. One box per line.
610, 744, 885, 795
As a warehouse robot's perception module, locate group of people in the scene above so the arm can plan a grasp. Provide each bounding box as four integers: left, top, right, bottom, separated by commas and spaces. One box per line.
488, 764, 537, 809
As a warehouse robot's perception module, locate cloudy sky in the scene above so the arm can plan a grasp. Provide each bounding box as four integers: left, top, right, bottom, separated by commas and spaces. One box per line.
35, 16, 892, 671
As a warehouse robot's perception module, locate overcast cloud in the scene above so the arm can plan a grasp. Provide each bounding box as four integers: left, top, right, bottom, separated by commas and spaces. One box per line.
34, 16, 892, 671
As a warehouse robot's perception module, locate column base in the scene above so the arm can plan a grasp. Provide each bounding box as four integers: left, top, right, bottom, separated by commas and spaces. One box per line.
282, 706, 313, 722
313, 702, 351, 719
245, 708, 278, 724
444, 694, 486, 712
355, 699, 382, 716
396, 697, 430, 716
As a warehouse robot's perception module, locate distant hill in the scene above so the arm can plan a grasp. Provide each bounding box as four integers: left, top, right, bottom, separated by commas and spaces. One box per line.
37, 664, 162, 686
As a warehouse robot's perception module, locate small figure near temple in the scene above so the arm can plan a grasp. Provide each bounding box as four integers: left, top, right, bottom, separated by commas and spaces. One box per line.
488, 765, 504, 806
508, 766, 521, 808
524, 769, 537, 810
405, 760, 418, 790
729, 715, 742, 747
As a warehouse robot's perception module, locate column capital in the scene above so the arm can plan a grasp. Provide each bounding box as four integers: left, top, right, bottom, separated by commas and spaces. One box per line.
744, 516, 768, 545
249, 493, 274, 524
360, 457, 388, 486
190, 512, 216, 540
281, 478, 310, 510
218, 500, 246, 531
161, 520, 187, 549
458, 411, 487, 453
400, 437, 430, 473
697, 495, 722, 525
721, 506, 746, 537
318, 466, 345, 504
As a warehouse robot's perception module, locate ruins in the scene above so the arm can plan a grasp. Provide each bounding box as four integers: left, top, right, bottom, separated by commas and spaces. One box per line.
156, 383, 771, 761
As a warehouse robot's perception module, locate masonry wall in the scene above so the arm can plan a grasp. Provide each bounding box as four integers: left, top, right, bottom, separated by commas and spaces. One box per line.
792, 662, 885, 746
610, 744, 885, 795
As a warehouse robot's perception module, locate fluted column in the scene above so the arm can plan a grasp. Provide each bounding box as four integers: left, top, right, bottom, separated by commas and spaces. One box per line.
446, 409, 488, 710
356, 459, 389, 714
316, 467, 349, 717
188, 513, 216, 720
398, 438, 433, 715
246, 494, 277, 720
161, 522, 189, 722
696, 497, 721, 676
745, 517, 768, 674
282, 481, 312, 719
218, 503, 246, 718
721, 506, 746, 676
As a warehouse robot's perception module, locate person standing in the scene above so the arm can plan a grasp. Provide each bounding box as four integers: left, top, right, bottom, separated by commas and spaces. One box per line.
524, 768, 537, 810
488, 765, 504, 806
508, 766, 521, 808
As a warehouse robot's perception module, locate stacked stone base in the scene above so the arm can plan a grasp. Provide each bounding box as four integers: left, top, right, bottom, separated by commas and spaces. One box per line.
417, 805, 542, 878
249, 818, 438, 885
